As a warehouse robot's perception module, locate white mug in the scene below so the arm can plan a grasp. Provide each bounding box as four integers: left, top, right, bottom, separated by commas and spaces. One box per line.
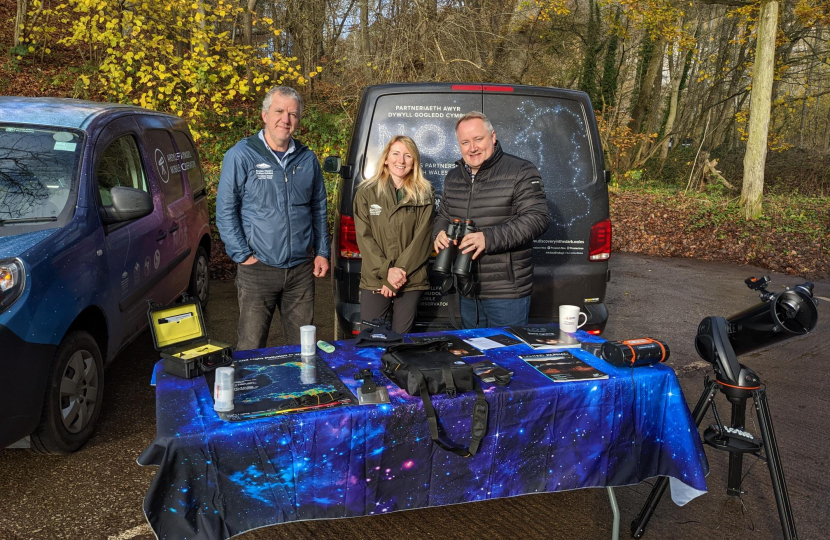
559, 304, 587, 333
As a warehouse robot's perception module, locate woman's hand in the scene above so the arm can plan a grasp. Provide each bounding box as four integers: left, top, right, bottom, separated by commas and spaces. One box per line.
387, 267, 407, 289
380, 285, 396, 298
434, 230, 451, 253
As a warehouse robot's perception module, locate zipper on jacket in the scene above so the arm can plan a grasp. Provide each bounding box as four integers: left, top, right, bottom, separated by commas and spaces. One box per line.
283, 162, 291, 260
465, 172, 477, 220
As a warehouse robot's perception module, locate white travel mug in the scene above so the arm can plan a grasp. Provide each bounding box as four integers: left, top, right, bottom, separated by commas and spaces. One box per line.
213, 367, 235, 412
559, 304, 588, 333
300, 325, 317, 356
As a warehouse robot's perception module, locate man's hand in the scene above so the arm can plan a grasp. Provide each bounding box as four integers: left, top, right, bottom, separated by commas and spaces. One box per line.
241, 255, 259, 265
434, 229, 452, 253
387, 267, 407, 289
458, 231, 486, 259
313, 256, 329, 277
379, 285, 395, 298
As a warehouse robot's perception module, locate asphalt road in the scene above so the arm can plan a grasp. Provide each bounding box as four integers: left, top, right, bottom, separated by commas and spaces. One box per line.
1, 253, 828, 540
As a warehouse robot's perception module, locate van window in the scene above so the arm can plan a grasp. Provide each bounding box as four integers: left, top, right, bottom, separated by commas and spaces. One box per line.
172, 131, 204, 197
364, 94, 481, 197
97, 135, 149, 206
145, 129, 185, 205
483, 94, 595, 191
0, 126, 81, 224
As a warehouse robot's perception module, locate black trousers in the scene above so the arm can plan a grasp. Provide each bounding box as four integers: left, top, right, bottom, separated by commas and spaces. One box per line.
359, 289, 425, 335
235, 260, 315, 349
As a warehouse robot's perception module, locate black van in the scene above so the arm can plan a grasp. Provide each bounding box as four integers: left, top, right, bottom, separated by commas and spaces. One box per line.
325, 83, 611, 338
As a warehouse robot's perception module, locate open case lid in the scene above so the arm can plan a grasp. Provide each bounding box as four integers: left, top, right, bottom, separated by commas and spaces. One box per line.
147, 300, 206, 351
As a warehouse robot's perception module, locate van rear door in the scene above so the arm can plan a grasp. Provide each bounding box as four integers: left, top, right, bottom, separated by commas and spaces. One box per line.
482, 88, 609, 322
338, 84, 608, 333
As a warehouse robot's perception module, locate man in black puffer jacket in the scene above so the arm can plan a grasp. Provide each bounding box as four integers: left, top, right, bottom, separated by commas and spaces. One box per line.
433, 111, 551, 328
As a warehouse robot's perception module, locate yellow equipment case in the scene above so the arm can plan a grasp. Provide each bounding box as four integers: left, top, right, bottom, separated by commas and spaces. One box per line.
147, 298, 234, 378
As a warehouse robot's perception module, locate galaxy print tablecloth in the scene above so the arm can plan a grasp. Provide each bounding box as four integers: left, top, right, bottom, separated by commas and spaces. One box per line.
138, 328, 708, 540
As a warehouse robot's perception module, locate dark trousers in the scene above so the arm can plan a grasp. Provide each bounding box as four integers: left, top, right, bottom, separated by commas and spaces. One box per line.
459, 295, 531, 329
360, 289, 425, 335
235, 260, 314, 349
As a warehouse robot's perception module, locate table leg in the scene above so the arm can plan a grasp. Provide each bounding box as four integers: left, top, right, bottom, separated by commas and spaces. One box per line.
607, 487, 620, 540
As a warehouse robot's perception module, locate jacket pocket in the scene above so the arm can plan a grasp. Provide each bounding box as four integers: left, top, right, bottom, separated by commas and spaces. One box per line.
288, 165, 313, 206
507, 251, 516, 283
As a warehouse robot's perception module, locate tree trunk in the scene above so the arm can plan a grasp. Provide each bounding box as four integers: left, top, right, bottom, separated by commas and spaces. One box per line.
244, 0, 257, 87
629, 37, 664, 133
741, 0, 778, 220
661, 45, 683, 159
632, 40, 665, 165
196, 0, 209, 56
14, 0, 28, 48
360, 0, 370, 59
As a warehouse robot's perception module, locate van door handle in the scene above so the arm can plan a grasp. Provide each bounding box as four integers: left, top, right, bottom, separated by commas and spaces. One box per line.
156, 230, 168, 241
169, 222, 179, 233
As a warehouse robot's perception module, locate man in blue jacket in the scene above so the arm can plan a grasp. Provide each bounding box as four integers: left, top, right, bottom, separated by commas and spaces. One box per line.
216, 86, 330, 349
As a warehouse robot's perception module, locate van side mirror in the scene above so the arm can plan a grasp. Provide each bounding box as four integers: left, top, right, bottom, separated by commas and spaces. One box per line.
603, 170, 611, 183
100, 186, 154, 224
323, 156, 341, 174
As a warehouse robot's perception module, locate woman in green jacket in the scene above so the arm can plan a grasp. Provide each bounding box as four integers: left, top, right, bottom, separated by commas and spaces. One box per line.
353, 135, 434, 334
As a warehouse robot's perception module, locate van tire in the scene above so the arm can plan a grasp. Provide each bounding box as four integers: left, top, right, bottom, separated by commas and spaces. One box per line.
30, 331, 104, 455
188, 246, 210, 309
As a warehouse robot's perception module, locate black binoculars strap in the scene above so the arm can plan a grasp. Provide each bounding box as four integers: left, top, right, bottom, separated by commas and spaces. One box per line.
413, 369, 488, 457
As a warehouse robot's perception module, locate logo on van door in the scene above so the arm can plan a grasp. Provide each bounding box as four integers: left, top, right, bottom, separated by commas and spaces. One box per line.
154, 149, 169, 183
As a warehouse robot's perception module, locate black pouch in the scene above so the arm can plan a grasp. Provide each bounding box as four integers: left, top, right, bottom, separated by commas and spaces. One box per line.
381, 340, 488, 457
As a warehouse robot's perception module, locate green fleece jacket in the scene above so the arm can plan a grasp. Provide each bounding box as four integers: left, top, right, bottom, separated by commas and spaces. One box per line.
353, 181, 434, 292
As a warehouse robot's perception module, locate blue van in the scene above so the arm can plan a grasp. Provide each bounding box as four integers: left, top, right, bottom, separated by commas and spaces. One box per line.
0, 98, 211, 453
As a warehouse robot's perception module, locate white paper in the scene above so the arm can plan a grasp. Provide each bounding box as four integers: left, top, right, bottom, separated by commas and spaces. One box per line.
464, 337, 506, 350
53, 141, 77, 152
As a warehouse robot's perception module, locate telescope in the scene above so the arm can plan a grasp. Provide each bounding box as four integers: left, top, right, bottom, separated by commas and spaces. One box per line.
633, 277, 820, 540
694, 277, 818, 396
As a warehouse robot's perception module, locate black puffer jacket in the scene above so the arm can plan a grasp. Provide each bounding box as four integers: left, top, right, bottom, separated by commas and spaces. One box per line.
433, 142, 550, 299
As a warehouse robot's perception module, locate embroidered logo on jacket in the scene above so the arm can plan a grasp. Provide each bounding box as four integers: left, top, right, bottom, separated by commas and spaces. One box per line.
255, 163, 273, 179
369, 204, 382, 216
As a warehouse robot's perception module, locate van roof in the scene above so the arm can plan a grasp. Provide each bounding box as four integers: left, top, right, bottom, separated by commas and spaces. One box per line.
0, 97, 154, 131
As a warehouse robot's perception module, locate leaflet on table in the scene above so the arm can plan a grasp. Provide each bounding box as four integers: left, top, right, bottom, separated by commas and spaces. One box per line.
217, 352, 356, 421
408, 334, 484, 357
464, 333, 522, 350
508, 325, 582, 349
520, 350, 608, 382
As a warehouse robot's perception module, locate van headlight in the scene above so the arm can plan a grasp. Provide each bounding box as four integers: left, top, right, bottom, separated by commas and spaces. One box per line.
0, 259, 26, 312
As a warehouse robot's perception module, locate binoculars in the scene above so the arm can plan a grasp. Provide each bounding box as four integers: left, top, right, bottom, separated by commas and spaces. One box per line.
434, 219, 477, 281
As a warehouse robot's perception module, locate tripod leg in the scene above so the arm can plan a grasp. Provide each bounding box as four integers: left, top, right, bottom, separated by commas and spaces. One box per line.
630, 379, 719, 538
726, 401, 747, 497
753, 389, 798, 540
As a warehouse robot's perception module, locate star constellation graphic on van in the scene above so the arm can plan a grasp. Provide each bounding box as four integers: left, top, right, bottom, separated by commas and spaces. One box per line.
508, 100, 593, 232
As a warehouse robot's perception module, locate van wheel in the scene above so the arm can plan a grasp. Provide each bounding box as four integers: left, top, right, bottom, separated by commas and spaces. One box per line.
30, 331, 103, 455
188, 246, 210, 309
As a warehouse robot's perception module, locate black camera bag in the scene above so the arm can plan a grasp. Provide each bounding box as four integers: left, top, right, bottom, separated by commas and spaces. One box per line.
381, 340, 488, 457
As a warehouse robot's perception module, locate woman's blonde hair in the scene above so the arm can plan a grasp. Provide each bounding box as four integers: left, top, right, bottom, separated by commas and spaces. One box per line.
364, 135, 432, 204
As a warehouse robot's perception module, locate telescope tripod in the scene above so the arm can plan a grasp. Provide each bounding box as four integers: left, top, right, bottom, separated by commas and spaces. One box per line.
631, 373, 797, 539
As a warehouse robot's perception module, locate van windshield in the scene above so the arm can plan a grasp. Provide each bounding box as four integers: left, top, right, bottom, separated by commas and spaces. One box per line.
0, 125, 82, 227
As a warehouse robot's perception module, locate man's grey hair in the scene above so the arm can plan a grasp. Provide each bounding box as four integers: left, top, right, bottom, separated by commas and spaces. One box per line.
455, 111, 494, 133
262, 86, 303, 117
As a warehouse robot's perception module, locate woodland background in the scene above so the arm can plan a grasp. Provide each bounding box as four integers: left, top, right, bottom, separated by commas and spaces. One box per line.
4, 0, 829, 279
